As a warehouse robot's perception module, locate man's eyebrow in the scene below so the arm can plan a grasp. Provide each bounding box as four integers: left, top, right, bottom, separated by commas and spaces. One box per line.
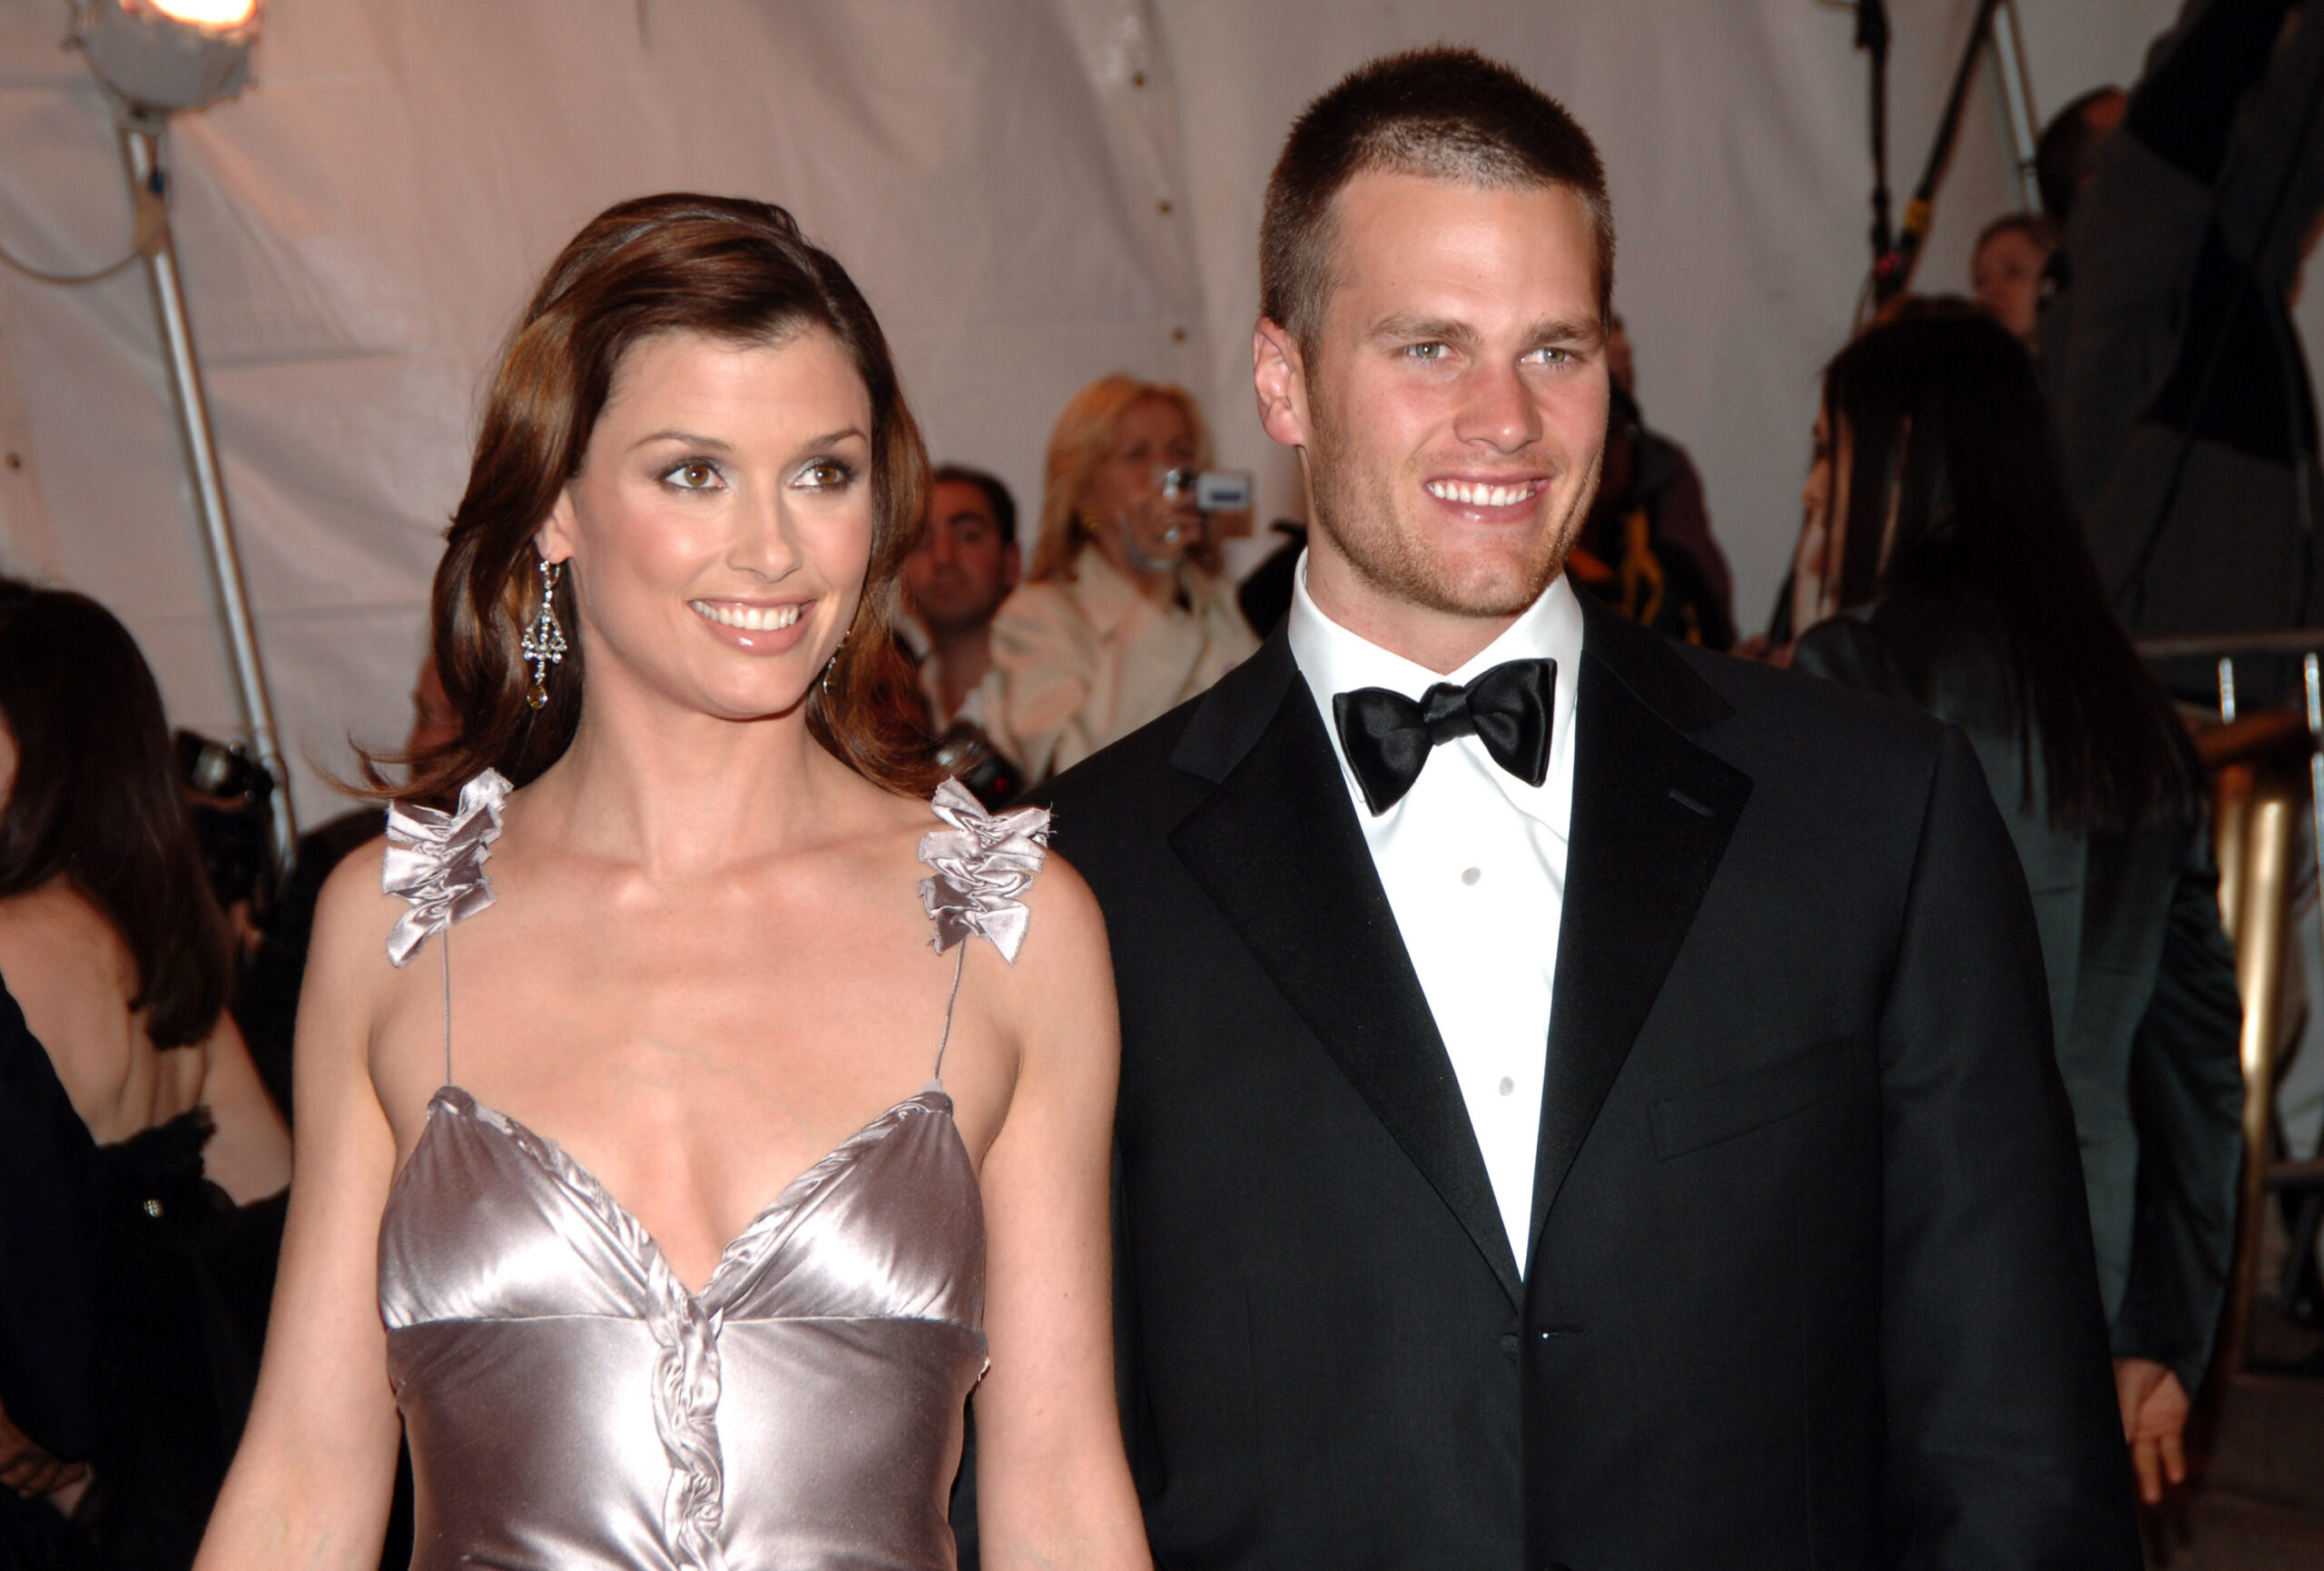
1369, 315, 1478, 345
1365, 316, 1607, 348
1529, 318, 1605, 347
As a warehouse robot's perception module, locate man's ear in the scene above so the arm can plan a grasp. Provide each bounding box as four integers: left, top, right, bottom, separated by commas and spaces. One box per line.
1253, 318, 1311, 451
535, 487, 578, 568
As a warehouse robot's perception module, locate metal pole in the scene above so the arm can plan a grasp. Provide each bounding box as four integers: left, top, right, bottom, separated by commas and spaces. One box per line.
118, 124, 296, 863
1989, 0, 2044, 213
2223, 780, 2297, 1372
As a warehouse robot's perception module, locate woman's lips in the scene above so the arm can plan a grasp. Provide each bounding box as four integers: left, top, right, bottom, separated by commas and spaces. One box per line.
689, 598, 813, 653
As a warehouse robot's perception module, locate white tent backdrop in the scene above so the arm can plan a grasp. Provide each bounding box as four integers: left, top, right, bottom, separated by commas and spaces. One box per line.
0, 0, 2270, 823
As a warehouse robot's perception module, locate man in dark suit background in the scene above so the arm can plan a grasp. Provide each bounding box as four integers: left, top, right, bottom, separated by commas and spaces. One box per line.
1040, 47, 2140, 1569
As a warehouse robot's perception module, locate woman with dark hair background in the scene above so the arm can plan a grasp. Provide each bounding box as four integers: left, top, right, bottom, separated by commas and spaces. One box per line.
1787, 302, 2245, 1507
197, 195, 1147, 1571
0, 581, 291, 1569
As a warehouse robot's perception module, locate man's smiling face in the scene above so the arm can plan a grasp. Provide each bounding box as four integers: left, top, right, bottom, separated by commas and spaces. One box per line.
1258, 169, 1610, 667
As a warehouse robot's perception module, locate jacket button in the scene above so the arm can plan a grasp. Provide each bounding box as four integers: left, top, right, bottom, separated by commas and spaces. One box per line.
1499, 1333, 1519, 1359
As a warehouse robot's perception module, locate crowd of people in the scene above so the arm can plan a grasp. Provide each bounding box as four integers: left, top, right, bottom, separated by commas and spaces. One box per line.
1, 3, 2319, 1567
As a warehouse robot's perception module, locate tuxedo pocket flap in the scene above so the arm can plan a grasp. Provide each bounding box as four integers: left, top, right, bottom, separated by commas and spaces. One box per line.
1651, 1035, 1855, 1159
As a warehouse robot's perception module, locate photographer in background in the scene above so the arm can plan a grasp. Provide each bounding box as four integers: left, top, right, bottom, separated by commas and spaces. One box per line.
987, 375, 1257, 783
176, 734, 277, 975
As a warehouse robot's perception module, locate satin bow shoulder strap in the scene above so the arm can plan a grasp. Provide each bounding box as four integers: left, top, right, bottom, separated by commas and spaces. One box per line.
918, 776, 1051, 965
382, 769, 512, 967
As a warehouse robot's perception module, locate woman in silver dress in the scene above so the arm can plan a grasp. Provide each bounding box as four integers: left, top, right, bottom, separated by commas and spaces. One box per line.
197, 194, 1148, 1571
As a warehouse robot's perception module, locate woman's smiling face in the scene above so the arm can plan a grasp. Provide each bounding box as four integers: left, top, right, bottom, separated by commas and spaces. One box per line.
538, 326, 877, 723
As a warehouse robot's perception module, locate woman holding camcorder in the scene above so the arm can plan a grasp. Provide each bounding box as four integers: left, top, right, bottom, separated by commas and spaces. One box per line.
985, 375, 1257, 782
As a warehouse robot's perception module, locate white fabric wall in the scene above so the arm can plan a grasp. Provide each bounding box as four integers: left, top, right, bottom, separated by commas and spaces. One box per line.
0, 0, 2255, 825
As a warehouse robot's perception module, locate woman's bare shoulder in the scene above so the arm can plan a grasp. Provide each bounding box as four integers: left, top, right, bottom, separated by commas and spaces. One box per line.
995, 845, 1111, 997
306, 830, 408, 994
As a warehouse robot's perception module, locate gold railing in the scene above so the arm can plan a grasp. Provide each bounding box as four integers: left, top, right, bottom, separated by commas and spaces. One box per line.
2146, 634, 2324, 1372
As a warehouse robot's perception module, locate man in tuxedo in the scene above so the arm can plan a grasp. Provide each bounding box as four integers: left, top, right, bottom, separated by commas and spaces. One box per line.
1039, 47, 2139, 1569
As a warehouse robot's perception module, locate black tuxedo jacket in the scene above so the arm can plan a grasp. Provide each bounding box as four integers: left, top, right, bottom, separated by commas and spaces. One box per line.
1038, 597, 2139, 1570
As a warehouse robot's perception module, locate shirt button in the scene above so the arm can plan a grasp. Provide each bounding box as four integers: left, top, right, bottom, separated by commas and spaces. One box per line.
1498, 1076, 1514, 1096
1461, 866, 1482, 885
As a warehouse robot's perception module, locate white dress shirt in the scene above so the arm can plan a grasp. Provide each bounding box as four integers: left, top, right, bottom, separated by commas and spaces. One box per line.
1287, 554, 1582, 1267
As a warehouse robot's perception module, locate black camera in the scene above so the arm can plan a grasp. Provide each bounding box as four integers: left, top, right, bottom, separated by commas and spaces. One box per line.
930, 722, 1023, 812
174, 730, 276, 914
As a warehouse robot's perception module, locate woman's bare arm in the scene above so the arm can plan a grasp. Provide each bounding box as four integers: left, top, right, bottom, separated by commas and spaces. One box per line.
970, 857, 1150, 1569
193, 851, 406, 1571
193, 1012, 290, 1205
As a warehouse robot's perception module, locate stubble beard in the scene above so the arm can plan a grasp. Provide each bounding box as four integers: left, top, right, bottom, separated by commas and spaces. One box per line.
1304, 384, 1596, 621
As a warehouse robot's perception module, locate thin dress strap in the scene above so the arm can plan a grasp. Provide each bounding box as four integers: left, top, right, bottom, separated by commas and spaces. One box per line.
917, 778, 1052, 1083
382, 771, 512, 1085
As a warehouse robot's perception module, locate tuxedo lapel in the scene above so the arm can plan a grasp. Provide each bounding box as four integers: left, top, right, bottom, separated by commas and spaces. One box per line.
1168, 637, 1525, 1306
1527, 600, 1753, 1268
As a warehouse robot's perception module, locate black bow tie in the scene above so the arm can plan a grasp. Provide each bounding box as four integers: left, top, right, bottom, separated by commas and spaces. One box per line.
1332, 657, 1557, 815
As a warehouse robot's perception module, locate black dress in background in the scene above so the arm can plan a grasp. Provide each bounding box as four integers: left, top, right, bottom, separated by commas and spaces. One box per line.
0, 970, 285, 1571
0, 973, 100, 1571
82, 1113, 282, 1571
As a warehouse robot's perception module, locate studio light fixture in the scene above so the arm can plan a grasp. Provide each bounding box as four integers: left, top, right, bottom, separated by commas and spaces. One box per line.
46, 0, 299, 858
77, 0, 261, 126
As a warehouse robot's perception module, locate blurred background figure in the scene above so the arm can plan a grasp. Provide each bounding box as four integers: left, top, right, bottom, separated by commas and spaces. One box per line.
987, 375, 1257, 782
1567, 381, 1736, 649
1590, 313, 1735, 641
1968, 212, 2058, 351
2040, 0, 2324, 671
0, 580, 290, 1570
1785, 306, 2245, 1507
899, 465, 1026, 807
901, 465, 1020, 732
2034, 84, 2128, 238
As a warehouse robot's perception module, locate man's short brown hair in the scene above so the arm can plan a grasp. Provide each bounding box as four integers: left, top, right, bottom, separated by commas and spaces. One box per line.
1260, 46, 1615, 356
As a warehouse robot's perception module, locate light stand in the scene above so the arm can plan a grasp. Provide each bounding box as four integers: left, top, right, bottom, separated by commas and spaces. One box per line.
70, 0, 296, 864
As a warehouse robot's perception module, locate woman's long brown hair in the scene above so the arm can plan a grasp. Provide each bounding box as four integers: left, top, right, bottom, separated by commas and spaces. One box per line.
376, 193, 934, 804
0, 581, 231, 1050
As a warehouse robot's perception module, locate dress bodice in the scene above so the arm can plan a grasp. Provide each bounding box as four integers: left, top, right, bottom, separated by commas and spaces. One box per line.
373, 776, 1049, 1571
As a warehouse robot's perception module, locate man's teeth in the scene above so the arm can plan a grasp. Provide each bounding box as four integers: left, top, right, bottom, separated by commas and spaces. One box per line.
1427, 479, 1538, 508
692, 601, 803, 632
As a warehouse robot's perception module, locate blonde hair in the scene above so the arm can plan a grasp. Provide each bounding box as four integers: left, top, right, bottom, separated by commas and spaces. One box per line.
1029, 375, 1216, 581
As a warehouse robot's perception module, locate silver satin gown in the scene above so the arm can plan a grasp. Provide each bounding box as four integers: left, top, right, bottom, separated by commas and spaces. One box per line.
370, 775, 1051, 1571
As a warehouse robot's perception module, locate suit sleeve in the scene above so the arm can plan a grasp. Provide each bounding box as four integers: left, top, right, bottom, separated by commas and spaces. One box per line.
1876, 728, 2141, 1568
2111, 825, 2245, 1392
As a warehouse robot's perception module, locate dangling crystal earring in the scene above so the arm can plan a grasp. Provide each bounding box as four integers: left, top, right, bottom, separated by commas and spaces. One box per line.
521, 558, 567, 709
821, 624, 849, 696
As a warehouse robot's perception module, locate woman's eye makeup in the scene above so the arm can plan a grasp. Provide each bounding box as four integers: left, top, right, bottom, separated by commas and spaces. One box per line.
793, 456, 858, 490
662, 458, 724, 490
